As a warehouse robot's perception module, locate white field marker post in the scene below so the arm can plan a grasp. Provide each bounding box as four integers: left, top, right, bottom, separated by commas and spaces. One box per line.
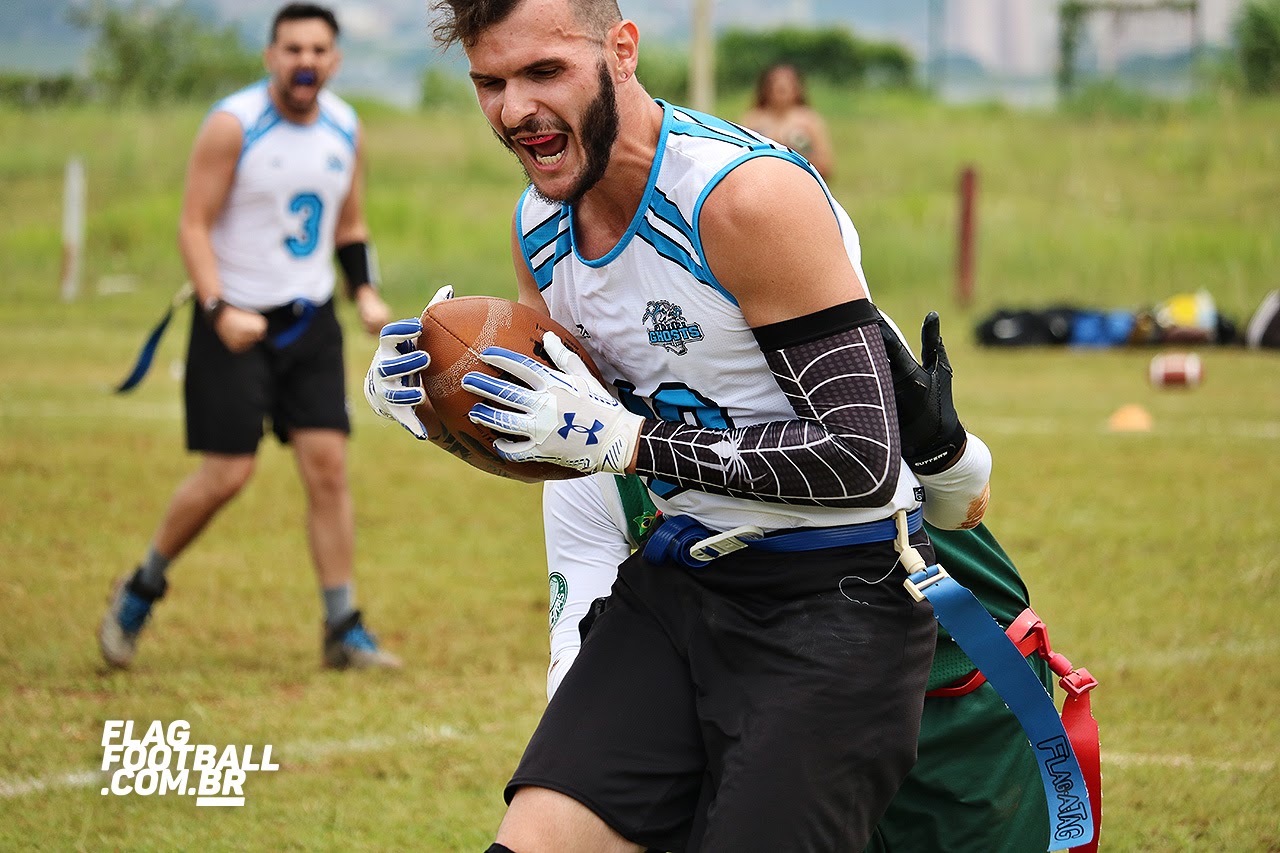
60, 157, 86, 302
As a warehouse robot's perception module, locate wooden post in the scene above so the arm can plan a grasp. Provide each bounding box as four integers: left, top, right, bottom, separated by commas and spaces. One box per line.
60, 157, 85, 302
690, 0, 715, 113
956, 165, 977, 308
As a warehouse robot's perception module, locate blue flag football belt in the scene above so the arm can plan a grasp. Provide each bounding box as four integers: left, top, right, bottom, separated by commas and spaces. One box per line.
644, 508, 1099, 852
115, 289, 319, 393
642, 507, 923, 569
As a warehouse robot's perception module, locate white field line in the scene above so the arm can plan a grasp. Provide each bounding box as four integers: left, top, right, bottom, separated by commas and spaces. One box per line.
0, 724, 463, 800
981, 416, 1280, 441
4, 403, 1277, 439
0, 401, 387, 424
0, 770, 102, 799
0, 401, 184, 421
1093, 638, 1280, 669
1103, 751, 1275, 775
3, 702, 1276, 801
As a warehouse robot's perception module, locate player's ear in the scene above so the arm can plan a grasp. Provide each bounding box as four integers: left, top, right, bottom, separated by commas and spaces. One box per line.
610, 20, 639, 84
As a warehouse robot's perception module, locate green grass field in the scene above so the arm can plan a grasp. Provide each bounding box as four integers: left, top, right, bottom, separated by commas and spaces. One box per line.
1, 91, 1278, 851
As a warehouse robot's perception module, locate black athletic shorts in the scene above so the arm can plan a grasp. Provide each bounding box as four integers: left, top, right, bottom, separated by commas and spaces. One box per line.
507, 525, 938, 853
184, 299, 349, 454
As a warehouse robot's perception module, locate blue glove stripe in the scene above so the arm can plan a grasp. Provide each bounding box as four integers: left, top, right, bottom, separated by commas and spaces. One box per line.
380, 319, 422, 337
385, 388, 424, 405
462, 371, 542, 408
478, 346, 580, 394
479, 346, 543, 371
469, 403, 533, 437
477, 347, 559, 387
378, 351, 429, 378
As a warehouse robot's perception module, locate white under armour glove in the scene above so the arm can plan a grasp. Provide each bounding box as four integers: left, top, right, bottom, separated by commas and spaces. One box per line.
463, 331, 644, 474
363, 286, 454, 440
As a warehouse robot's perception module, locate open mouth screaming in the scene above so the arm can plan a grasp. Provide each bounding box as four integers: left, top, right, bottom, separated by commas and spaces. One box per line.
520, 133, 569, 167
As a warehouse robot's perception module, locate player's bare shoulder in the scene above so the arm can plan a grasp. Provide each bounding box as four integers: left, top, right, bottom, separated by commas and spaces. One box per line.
698, 155, 857, 324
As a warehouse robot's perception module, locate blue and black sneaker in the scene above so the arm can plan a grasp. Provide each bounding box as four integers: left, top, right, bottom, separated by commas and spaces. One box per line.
98, 570, 166, 669
323, 610, 402, 670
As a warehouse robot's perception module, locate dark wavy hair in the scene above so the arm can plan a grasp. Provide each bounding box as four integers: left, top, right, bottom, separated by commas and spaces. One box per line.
271, 3, 340, 44
753, 64, 809, 108
431, 0, 620, 49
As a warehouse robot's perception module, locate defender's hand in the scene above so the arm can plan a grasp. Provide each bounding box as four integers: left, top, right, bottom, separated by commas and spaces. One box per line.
365, 318, 431, 440
463, 332, 643, 475
878, 311, 967, 474
215, 305, 268, 353
355, 287, 392, 335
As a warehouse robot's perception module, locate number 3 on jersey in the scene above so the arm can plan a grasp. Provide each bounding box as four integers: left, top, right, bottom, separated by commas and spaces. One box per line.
285, 191, 324, 257
617, 381, 732, 500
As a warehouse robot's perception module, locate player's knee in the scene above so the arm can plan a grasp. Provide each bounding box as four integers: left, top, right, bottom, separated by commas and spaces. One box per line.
304, 457, 347, 495
293, 435, 349, 495
498, 787, 639, 853
199, 455, 255, 501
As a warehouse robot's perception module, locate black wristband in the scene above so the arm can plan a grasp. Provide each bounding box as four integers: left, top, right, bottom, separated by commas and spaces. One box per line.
908, 421, 968, 475
201, 296, 227, 327
336, 242, 378, 299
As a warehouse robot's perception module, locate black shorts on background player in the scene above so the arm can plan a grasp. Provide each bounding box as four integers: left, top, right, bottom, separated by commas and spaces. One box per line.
184, 299, 349, 454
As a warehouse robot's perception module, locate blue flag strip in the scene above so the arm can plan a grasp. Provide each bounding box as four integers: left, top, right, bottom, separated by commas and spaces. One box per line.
906, 565, 1095, 851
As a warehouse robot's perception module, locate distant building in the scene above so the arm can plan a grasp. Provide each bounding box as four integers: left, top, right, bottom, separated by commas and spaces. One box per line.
934, 0, 1245, 103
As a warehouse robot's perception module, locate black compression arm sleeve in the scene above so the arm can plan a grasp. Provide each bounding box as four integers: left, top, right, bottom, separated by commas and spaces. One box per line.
634, 300, 902, 507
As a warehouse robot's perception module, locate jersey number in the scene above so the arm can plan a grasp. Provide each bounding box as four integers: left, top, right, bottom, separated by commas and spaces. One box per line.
616, 381, 731, 500
285, 192, 324, 257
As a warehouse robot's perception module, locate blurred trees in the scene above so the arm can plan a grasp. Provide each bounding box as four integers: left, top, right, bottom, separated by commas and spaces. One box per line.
70, 0, 261, 103
1236, 0, 1280, 93
718, 27, 914, 91
632, 26, 915, 105
0, 73, 89, 107
419, 67, 476, 110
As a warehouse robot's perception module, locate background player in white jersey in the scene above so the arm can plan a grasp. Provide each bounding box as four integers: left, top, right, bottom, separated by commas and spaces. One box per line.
99, 3, 399, 671
366, 0, 967, 848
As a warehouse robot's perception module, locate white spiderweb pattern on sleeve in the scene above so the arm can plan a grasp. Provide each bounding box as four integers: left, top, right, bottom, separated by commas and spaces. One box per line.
635, 322, 901, 507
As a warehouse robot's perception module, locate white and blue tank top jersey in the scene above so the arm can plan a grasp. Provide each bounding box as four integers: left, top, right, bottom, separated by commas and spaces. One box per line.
517, 100, 921, 534
209, 81, 358, 311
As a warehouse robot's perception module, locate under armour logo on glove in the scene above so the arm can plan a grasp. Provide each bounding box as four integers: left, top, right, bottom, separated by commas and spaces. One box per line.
558, 413, 605, 445
462, 331, 645, 475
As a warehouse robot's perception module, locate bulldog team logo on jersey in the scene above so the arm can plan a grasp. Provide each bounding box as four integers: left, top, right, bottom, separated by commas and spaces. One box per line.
643, 300, 704, 356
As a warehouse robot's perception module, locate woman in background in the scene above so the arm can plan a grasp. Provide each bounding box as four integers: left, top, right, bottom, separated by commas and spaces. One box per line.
741, 63, 835, 179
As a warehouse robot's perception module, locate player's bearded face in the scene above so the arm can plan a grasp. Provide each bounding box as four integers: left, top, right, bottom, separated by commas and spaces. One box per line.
500, 60, 620, 206
266, 19, 339, 117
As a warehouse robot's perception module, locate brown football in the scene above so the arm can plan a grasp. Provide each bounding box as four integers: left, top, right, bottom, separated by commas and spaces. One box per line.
415, 296, 601, 483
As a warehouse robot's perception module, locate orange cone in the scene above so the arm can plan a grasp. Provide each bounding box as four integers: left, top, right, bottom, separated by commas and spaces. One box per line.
1108, 404, 1153, 433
